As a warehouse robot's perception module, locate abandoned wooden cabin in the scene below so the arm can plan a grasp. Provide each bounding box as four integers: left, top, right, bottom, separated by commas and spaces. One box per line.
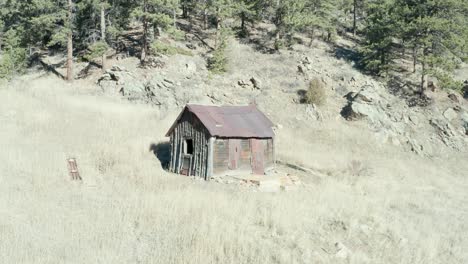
166, 104, 275, 179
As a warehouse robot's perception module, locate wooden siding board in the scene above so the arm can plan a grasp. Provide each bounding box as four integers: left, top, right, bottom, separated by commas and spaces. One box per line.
207, 137, 215, 178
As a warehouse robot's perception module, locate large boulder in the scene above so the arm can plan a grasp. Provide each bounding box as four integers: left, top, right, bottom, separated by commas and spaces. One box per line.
341, 87, 385, 122
443, 108, 458, 121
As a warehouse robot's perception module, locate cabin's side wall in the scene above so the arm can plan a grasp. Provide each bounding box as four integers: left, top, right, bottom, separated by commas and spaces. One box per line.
264, 138, 275, 169
212, 137, 275, 175
212, 139, 229, 175
169, 111, 210, 178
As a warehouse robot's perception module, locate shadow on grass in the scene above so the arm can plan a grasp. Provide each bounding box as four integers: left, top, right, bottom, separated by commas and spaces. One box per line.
149, 142, 171, 169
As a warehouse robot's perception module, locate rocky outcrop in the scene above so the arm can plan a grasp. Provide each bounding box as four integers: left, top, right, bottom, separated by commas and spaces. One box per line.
237, 76, 263, 90
341, 83, 467, 155
443, 108, 458, 121
97, 65, 184, 108
341, 86, 388, 122
462, 113, 468, 135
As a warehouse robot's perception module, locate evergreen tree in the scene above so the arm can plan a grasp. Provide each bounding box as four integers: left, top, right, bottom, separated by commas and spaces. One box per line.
395, 0, 468, 93
272, 0, 306, 49
303, 0, 339, 44
360, 0, 398, 74
180, 0, 196, 19
0, 29, 27, 79
131, 0, 174, 63
233, 0, 259, 36
76, 0, 110, 71
206, 0, 235, 48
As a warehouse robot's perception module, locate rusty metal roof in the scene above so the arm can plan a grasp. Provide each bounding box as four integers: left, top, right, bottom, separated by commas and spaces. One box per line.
166, 104, 275, 138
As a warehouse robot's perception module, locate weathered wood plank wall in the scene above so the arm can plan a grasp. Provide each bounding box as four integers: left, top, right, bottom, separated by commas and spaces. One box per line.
169, 112, 210, 179
212, 138, 275, 175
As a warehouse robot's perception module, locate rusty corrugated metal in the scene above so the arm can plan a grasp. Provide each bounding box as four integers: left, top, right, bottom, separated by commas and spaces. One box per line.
166, 104, 275, 138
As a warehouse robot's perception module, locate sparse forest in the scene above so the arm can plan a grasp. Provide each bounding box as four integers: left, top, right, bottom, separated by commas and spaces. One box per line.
1, 0, 467, 93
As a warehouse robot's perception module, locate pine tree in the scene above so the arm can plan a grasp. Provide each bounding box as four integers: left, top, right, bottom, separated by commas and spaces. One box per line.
100, 1, 108, 71
132, 0, 173, 63
75, 0, 110, 71
351, 0, 367, 36
272, 0, 305, 49
395, 0, 468, 93
180, 0, 196, 19
303, 0, 339, 44
206, 0, 235, 48
233, 0, 259, 36
0, 29, 27, 79
360, 0, 398, 74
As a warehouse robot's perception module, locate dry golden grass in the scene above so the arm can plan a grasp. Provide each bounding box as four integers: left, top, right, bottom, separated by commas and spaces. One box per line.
0, 76, 467, 263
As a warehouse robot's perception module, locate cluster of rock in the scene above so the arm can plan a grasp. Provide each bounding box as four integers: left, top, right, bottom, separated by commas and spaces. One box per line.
97, 58, 205, 109
140, 57, 165, 69
237, 76, 262, 90
341, 83, 468, 155
209, 173, 301, 192
97, 66, 180, 107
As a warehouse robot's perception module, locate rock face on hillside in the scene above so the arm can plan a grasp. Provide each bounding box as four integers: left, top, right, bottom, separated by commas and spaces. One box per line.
92, 43, 467, 157
341, 83, 467, 155
97, 56, 208, 110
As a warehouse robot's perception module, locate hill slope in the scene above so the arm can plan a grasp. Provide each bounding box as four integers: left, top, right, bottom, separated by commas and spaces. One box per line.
0, 34, 467, 263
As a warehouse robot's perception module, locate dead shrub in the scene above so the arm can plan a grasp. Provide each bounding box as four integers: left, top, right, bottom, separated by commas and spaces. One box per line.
338, 160, 373, 185
305, 78, 326, 106
95, 150, 117, 174
347, 160, 372, 177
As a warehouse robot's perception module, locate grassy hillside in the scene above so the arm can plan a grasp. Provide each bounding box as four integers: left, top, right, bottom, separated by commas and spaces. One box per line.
0, 62, 467, 263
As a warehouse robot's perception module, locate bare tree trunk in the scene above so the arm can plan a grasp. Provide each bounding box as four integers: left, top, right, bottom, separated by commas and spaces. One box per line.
412, 45, 417, 73
203, 0, 208, 31
420, 47, 427, 95
100, 3, 107, 72
353, 0, 357, 36
274, 0, 282, 50
215, 16, 220, 49
241, 12, 246, 34
203, 10, 208, 29
182, 4, 188, 19
140, 1, 148, 63
308, 28, 315, 47
141, 20, 147, 63
67, 0, 73, 82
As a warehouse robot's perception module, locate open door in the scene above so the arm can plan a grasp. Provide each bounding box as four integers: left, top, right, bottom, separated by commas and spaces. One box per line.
180, 155, 192, 176
250, 139, 264, 175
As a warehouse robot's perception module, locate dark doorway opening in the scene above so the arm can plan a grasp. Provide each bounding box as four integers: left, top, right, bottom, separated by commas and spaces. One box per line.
184, 139, 194, 154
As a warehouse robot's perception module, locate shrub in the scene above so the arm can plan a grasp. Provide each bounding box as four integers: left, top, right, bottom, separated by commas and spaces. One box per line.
305, 78, 326, 105
0, 30, 27, 80
430, 70, 464, 92
83, 41, 108, 61
207, 28, 230, 74
151, 41, 192, 56
166, 28, 185, 41
207, 47, 228, 74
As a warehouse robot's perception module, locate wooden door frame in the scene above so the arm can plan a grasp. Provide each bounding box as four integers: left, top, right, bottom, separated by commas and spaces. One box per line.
228, 139, 241, 170
250, 138, 265, 175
